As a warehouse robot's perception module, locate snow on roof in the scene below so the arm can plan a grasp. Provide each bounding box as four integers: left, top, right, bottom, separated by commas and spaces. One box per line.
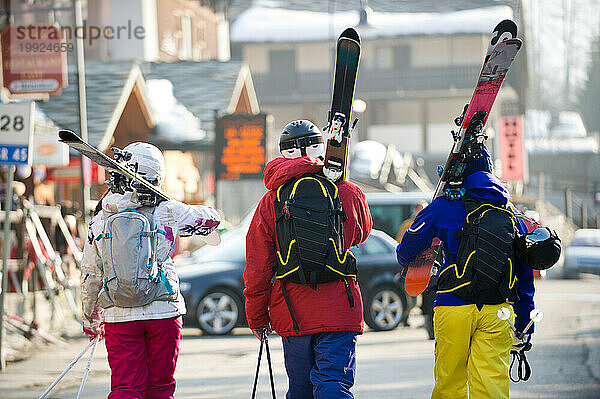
525, 137, 599, 153
230, 5, 514, 43
146, 79, 206, 141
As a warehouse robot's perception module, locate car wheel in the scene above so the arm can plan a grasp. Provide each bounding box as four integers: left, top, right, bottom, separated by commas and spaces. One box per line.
365, 285, 406, 331
196, 288, 242, 335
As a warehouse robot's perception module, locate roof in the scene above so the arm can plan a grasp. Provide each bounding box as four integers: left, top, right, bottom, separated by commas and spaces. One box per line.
142, 60, 251, 139
227, 0, 519, 21
231, 5, 513, 43
38, 60, 253, 150
37, 61, 133, 148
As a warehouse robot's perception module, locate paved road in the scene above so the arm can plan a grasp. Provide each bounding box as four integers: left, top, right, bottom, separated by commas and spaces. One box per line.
1, 278, 599, 398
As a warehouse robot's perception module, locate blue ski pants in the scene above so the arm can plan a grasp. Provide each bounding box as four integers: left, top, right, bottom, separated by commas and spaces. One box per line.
281, 331, 357, 399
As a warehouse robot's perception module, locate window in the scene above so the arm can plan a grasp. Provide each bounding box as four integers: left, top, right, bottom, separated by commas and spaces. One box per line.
269, 49, 296, 73
361, 235, 391, 256
375, 46, 393, 69
180, 15, 192, 60
394, 45, 410, 69
192, 230, 246, 263
368, 203, 413, 238
369, 100, 388, 125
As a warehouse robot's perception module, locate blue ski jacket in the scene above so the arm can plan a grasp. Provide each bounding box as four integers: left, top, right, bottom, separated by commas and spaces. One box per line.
396, 150, 535, 333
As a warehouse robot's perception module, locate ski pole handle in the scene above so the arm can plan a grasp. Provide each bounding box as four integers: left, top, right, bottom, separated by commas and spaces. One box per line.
518, 309, 543, 340
39, 338, 97, 399
497, 307, 517, 332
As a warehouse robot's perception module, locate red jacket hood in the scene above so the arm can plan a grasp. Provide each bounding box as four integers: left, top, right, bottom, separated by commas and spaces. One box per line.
263, 157, 324, 190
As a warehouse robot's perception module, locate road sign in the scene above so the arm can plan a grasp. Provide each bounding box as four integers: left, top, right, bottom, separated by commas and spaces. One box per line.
498, 115, 525, 181
0, 102, 34, 165
1, 25, 68, 95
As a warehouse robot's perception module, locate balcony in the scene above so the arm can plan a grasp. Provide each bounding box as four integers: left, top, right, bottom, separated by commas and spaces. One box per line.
252, 64, 487, 104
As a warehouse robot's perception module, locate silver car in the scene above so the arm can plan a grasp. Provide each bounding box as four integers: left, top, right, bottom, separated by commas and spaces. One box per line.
563, 229, 600, 278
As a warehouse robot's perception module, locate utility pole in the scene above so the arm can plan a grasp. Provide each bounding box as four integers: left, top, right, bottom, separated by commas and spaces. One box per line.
73, 0, 90, 224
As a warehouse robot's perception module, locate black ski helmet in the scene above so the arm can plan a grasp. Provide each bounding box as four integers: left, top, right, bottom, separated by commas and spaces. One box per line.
516, 226, 561, 270
279, 120, 324, 156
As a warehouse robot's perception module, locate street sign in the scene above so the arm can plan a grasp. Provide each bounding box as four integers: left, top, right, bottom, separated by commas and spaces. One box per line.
1, 25, 68, 95
498, 115, 526, 182
0, 102, 34, 165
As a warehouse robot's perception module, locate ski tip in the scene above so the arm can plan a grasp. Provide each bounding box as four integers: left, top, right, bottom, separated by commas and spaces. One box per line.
494, 37, 523, 51
339, 27, 360, 44
495, 19, 517, 34
58, 129, 81, 142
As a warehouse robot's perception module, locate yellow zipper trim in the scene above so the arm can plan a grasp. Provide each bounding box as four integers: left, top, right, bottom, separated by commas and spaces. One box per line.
276, 266, 300, 279
329, 238, 352, 263
438, 264, 456, 278
276, 239, 296, 265
508, 258, 518, 289
438, 250, 475, 279
325, 265, 356, 277
290, 177, 328, 199
466, 203, 516, 230
438, 281, 471, 293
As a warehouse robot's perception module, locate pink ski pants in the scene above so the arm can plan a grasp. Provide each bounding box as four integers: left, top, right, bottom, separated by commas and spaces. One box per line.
104, 316, 182, 399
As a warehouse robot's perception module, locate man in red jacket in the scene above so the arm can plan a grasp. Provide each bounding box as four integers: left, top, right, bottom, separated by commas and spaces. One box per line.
244, 120, 372, 399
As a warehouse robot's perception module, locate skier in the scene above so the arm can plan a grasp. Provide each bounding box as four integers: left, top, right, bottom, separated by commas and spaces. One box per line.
244, 120, 372, 399
396, 146, 536, 399
81, 142, 220, 399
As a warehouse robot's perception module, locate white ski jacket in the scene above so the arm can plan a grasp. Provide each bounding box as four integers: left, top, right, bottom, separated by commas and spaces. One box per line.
81, 192, 220, 331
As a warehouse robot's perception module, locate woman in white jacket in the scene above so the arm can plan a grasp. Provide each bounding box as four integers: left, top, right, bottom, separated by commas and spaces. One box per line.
81, 142, 220, 399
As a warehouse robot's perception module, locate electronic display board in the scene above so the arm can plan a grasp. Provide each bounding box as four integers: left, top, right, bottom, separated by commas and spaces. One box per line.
215, 113, 267, 180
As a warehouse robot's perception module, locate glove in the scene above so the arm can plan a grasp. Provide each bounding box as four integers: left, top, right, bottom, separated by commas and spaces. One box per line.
83, 320, 104, 341
251, 325, 272, 340
511, 333, 532, 353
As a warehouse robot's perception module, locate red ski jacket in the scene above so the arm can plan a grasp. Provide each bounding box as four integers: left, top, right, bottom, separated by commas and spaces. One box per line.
244, 156, 372, 337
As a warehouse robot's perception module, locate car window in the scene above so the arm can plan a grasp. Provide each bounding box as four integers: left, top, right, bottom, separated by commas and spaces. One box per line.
571, 232, 600, 247
192, 230, 246, 263
361, 234, 392, 256
368, 204, 412, 238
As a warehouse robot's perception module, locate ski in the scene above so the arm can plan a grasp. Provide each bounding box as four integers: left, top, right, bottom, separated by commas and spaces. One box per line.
58, 130, 172, 205
404, 20, 522, 296
323, 27, 361, 181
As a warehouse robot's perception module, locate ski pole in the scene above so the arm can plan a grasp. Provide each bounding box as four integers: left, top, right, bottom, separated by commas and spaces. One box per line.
39, 338, 97, 399
518, 309, 543, 340
251, 331, 265, 399
497, 307, 517, 332
263, 330, 276, 399
77, 335, 99, 399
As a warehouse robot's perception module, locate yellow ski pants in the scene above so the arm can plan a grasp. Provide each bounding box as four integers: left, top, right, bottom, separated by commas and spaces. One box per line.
431, 303, 514, 399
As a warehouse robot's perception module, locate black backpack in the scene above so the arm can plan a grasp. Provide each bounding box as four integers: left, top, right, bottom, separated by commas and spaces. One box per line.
437, 197, 520, 309
274, 173, 356, 331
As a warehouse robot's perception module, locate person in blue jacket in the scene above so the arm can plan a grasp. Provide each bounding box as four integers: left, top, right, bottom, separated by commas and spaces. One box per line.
396, 146, 535, 399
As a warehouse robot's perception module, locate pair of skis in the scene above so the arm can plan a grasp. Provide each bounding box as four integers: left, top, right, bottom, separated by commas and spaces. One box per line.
58, 130, 171, 206
404, 20, 522, 296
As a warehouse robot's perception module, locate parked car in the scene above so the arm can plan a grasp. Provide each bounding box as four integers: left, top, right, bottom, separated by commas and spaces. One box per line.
176, 228, 416, 335
563, 229, 600, 278
365, 191, 432, 239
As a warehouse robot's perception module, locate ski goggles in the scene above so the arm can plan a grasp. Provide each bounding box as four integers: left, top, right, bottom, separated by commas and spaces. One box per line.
279, 134, 324, 151
523, 226, 554, 246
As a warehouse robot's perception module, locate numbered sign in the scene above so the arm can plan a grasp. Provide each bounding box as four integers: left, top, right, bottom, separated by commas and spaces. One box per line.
0, 102, 34, 165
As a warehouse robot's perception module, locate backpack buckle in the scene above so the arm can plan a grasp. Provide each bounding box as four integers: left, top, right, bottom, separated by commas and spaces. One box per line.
283, 202, 291, 219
